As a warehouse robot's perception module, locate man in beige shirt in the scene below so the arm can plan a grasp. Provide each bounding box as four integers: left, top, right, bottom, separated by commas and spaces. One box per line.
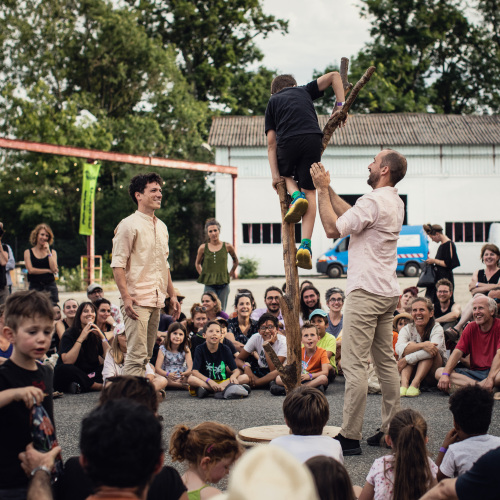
111, 173, 180, 376
311, 149, 407, 456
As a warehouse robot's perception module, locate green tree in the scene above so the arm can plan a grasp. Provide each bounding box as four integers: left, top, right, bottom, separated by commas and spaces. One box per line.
129, 0, 287, 113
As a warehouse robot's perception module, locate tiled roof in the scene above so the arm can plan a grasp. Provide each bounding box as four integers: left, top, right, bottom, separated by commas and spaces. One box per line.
208, 114, 500, 147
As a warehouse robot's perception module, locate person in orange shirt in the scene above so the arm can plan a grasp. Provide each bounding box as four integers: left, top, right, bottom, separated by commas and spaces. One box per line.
274, 323, 330, 394
392, 313, 412, 355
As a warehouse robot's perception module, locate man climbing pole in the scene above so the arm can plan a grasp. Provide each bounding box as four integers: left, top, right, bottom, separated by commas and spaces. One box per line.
265, 72, 347, 270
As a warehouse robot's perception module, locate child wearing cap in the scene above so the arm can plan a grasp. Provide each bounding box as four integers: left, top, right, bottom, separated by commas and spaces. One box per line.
393, 312, 412, 356
309, 309, 337, 381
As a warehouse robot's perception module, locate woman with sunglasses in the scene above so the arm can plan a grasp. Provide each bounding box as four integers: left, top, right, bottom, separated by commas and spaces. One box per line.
226, 293, 259, 351
196, 218, 239, 312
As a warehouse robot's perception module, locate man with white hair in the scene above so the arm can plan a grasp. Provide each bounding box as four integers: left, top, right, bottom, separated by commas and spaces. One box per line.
436, 295, 500, 392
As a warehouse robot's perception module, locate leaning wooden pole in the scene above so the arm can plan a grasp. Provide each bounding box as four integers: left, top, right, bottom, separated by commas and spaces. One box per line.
263, 181, 302, 392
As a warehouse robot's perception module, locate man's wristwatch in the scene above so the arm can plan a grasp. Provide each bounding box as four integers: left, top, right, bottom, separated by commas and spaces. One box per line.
31, 465, 51, 478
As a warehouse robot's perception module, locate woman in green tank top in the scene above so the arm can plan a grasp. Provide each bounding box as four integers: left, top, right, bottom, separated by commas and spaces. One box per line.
195, 219, 238, 312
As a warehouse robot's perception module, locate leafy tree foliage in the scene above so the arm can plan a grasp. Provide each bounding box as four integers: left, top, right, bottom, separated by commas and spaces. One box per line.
128, 0, 287, 113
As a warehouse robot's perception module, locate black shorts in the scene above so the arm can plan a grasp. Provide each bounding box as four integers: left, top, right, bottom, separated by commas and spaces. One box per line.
276, 133, 322, 191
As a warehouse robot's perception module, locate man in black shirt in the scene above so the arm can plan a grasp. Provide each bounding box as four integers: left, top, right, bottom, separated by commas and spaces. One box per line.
265, 72, 346, 270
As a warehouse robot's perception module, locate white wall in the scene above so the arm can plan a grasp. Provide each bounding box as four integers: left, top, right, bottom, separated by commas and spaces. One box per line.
215, 144, 500, 276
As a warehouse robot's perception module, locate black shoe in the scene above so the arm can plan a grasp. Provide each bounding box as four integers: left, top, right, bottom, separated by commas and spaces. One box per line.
197, 387, 209, 399
334, 433, 362, 456
367, 429, 391, 448
68, 382, 81, 395
270, 383, 286, 396
317, 384, 326, 394
241, 384, 252, 394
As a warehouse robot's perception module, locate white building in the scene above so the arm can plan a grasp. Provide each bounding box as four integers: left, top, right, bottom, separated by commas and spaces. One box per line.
208, 114, 500, 276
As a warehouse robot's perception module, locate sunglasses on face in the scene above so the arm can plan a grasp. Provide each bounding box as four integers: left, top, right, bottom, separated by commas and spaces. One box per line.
194, 306, 207, 313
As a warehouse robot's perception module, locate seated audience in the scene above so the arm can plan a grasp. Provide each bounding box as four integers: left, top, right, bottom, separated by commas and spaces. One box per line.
436, 295, 500, 392
102, 324, 167, 396
436, 386, 500, 481
237, 313, 287, 390
433, 279, 461, 329
201, 291, 229, 320
169, 421, 242, 498
94, 298, 115, 342
309, 309, 337, 380
325, 287, 344, 338
226, 292, 258, 351
191, 318, 237, 357
420, 446, 500, 500
188, 320, 248, 399
396, 297, 446, 397
86, 283, 122, 325
270, 386, 343, 463
154, 322, 192, 390
251, 286, 284, 327
393, 312, 412, 354
300, 286, 322, 324
306, 456, 362, 500
394, 286, 418, 316
54, 301, 109, 394
273, 323, 329, 395
0, 304, 13, 360
358, 409, 437, 500
186, 303, 208, 337
445, 244, 500, 343
54, 298, 78, 345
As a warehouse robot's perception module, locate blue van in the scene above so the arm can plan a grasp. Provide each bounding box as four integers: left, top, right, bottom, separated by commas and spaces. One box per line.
316, 225, 428, 279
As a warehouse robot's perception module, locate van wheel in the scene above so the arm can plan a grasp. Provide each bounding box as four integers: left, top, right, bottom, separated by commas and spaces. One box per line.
327, 265, 343, 279
404, 262, 420, 278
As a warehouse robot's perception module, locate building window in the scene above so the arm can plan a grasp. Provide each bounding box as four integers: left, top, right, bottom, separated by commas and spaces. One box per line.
242, 223, 301, 244
445, 222, 494, 243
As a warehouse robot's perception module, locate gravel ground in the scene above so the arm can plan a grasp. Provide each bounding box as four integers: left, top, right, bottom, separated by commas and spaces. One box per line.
52, 273, 500, 488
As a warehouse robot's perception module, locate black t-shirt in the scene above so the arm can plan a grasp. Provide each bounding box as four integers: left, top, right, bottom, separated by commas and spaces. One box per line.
0, 244, 7, 288
190, 335, 236, 357
55, 457, 187, 500
158, 313, 174, 332
265, 80, 324, 144
456, 446, 500, 500
192, 343, 237, 380
0, 359, 54, 489
58, 329, 104, 375
435, 241, 460, 282
433, 297, 455, 319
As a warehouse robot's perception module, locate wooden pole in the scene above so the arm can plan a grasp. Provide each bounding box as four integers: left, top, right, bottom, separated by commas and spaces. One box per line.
263, 180, 301, 392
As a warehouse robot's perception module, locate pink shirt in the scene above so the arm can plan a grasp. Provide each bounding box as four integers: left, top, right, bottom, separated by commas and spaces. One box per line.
111, 211, 170, 308
336, 186, 404, 298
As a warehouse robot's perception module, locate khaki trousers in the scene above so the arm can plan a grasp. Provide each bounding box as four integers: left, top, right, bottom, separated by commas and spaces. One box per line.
121, 303, 160, 377
340, 289, 400, 440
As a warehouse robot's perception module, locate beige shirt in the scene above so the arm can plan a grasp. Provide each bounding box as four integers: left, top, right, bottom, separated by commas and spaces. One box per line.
336, 186, 404, 298
111, 211, 170, 308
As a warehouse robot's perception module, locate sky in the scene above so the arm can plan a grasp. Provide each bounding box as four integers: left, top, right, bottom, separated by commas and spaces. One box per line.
255, 0, 372, 83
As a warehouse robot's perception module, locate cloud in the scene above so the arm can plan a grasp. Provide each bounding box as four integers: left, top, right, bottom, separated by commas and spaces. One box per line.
256, 0, 371, 83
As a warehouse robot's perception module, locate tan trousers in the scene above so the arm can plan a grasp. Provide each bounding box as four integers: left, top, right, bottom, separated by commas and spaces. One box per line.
340, 289, 400, 440
121, 303, 160, 377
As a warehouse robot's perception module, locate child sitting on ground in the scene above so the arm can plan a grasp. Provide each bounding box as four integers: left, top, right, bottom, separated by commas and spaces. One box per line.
270, 385, 343, 463
436, 385, 500, 480
187, 303, 208, 338
393, 312, 412, 355
191, 318, 238, 357
272, 322, 329, 395
306, 455, 362, 500
155, 322, 192, 390
309, 309, 337, 381
169, 421, 242, 499
358, 409, 437, 500
237, 313, 287, 390
265, 72, 346, 270
0, 290, 56, 496
188, 320, 249, 399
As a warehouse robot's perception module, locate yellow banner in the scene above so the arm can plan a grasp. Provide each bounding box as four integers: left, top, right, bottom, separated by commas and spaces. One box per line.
79, 162, 100, 235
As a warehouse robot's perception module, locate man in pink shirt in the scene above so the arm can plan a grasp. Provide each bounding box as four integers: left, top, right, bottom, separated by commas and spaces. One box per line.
311, 149, 407, 455
111, 173, 180, 376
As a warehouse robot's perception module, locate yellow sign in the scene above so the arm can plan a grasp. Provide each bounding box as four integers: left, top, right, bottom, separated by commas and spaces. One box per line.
79, 162, 100, 235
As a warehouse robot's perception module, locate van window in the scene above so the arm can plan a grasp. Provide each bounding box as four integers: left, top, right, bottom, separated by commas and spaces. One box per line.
336, 237, 350, 253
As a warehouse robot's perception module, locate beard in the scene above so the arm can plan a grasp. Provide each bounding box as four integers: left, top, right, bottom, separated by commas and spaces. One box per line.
367, 170, 380, 187
267, 303, 280, 313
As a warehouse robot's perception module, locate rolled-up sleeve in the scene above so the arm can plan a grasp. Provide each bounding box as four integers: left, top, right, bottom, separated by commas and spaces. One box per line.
336, 197, 378, 238
111, 221, 135, 269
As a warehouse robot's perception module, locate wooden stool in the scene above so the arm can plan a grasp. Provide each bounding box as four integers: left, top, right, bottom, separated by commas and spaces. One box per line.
238, 425, 342, 447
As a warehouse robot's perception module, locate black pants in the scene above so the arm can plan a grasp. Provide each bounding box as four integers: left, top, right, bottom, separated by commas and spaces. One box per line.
29, 281, 59, 305
54, 364, 103, 393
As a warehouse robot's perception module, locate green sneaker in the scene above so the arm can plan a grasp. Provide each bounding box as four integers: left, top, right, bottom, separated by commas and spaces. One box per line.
296, 242, 312, 270
284, 192, 308, 224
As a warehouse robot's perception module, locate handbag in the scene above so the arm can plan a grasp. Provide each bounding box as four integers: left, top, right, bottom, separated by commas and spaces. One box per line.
417, 263, 436, 288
